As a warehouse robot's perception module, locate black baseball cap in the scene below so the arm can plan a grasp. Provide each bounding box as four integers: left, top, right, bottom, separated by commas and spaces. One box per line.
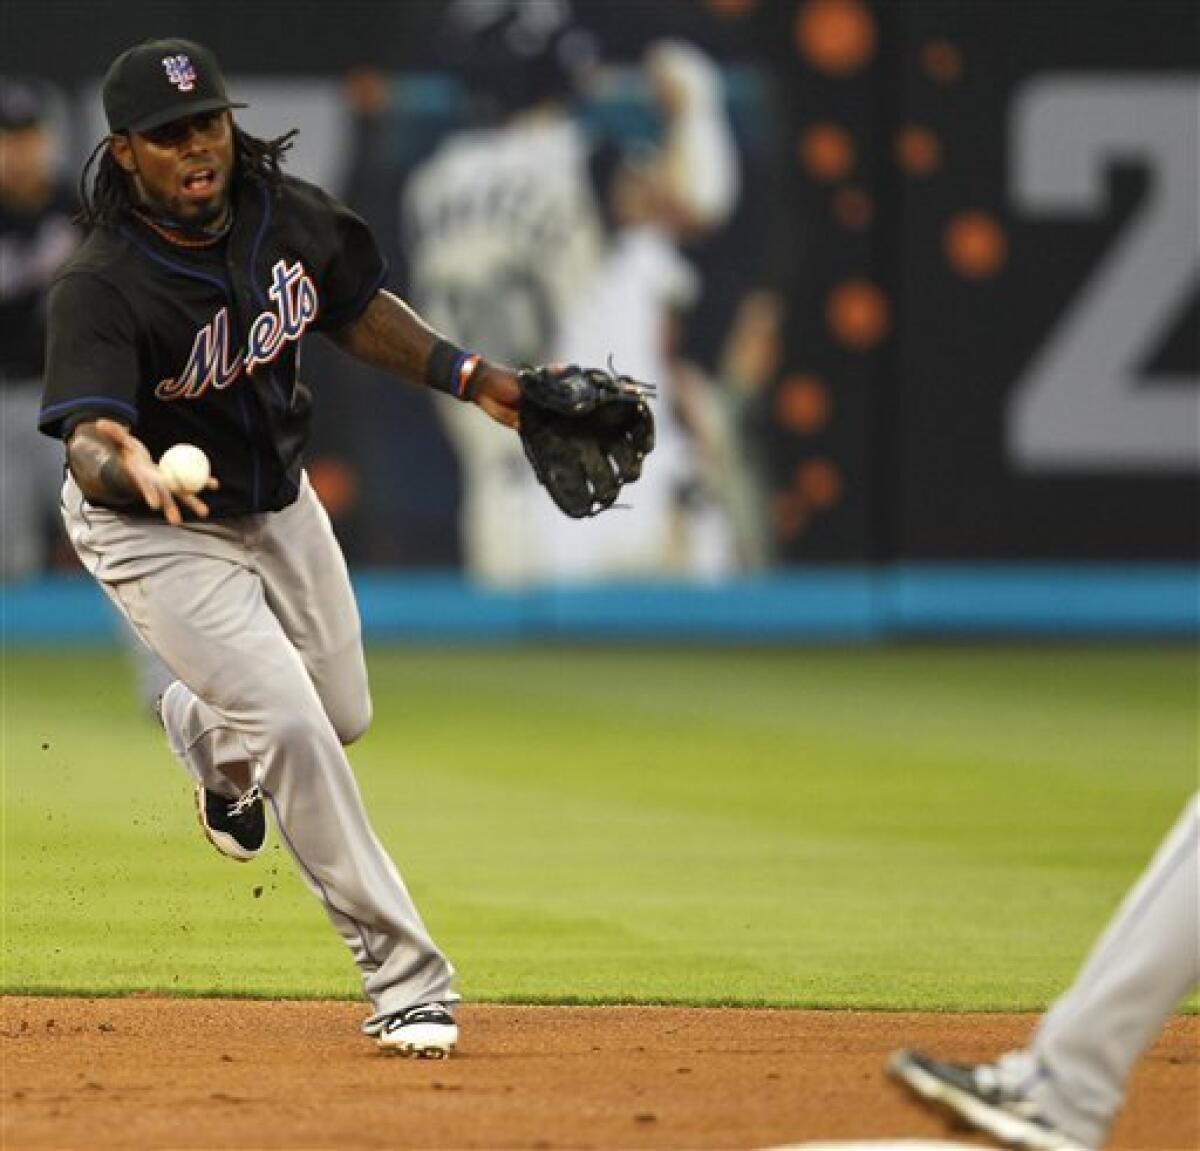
103, 38, 246, 134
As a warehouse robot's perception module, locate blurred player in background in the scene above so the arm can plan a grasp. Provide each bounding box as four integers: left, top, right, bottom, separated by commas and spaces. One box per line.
0, 78, 78, 581
400, 0, 740, 582
669, 288, 782, 572
0, 76, 173, 710
890, 795, 1199, 1151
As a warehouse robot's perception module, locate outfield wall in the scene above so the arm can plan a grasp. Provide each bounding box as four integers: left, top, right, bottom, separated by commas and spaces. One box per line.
4, 2, 1195, 582
4, 568, 1196, 647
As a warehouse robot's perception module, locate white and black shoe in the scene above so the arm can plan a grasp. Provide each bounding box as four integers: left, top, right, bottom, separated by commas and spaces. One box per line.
377, 1003, 458, 1058
195, 784, 267, 863
159, 689, 268, 864
888, 1049, 1089, 1151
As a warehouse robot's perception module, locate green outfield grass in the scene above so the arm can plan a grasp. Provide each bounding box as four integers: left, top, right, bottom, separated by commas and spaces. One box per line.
2, 645, 1195, 1011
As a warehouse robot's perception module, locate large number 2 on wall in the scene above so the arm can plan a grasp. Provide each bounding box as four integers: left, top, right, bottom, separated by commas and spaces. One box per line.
1008, 78, 1199, 472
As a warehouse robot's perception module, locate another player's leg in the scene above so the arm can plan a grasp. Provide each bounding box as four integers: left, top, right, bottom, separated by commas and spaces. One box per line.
887, 1050, 1088, 1151
890, 795, 1200, 1151
1024, 795, 1199, 1144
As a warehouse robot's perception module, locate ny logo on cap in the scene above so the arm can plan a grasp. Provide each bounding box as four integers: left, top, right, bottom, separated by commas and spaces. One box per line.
162, 54, 197, 92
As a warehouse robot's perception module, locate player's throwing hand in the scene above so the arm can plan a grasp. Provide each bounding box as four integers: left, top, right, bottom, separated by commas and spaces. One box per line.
75, 417, 219, 525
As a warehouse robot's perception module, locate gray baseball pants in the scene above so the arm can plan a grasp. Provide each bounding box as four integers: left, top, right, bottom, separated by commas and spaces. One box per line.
62, 472, 457, 1031
1028, 794, 1199, 1147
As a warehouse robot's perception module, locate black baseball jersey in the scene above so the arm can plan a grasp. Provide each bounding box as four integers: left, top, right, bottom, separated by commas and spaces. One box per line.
38, 172, 386, 517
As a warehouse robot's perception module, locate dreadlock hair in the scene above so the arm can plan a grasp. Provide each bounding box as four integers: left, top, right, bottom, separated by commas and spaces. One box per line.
75, 123, 298, 231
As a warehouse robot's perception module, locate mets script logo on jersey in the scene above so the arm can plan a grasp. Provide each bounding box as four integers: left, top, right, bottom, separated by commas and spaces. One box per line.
162, 55, 197, 92
154, 260, 319, 401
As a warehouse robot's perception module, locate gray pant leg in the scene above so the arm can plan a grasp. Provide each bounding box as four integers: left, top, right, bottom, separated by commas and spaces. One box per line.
162, 476, 370, 784
160, 677, 387, 978
158, 679, 248, 797
62, 478, 456, 1027
120, 619, 176, 714
254, 475, 373, 744
1030, 795, 1200, 1147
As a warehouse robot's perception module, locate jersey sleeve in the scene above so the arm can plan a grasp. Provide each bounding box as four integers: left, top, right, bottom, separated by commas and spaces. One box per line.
302, 185, 388, 333
38, 272, 141, 440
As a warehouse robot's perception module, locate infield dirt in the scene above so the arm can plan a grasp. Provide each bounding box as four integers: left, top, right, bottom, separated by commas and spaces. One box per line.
2, 998, 1195, 1149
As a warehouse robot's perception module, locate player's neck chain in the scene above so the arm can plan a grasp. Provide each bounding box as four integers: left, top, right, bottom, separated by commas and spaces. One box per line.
133, 209, 234, 250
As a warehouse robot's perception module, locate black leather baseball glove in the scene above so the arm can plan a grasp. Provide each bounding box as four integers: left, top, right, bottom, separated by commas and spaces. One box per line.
518, 362, 656, 519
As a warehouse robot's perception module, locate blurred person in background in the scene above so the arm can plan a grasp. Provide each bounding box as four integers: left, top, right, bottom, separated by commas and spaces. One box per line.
669, 288, 782, 572
397, 0, 741, 583
0, 76, 172, 711
0, 78, 78, 582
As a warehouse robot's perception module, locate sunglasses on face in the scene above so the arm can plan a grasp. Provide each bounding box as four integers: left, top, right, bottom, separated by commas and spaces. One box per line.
138, 110, 226, 147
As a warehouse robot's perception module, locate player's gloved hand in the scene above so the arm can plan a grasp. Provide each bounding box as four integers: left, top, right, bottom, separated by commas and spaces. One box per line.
517, 362, 656, 519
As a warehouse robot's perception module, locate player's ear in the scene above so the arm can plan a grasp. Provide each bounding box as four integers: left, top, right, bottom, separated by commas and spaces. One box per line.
108, 133, 136, 173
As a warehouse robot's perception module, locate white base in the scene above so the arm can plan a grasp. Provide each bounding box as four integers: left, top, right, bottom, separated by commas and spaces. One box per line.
766, 1142, 992, 1150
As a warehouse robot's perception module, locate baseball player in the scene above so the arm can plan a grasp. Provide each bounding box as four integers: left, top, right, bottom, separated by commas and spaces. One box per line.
37, 38, 531, 1057
890, 794, 1199, 1150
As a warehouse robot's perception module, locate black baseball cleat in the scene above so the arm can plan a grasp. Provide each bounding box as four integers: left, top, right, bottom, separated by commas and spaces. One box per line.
160, 690, 268, 862
377, 1003, 458, 1058
888, 1049, 1089, 1151
195, 784, 267, 863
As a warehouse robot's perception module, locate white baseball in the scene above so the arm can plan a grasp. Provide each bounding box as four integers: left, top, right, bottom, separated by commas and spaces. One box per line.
158, 444, 211, 495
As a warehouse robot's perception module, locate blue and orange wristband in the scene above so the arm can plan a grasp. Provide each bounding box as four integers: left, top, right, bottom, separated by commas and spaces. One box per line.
426, 339, 482, 401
